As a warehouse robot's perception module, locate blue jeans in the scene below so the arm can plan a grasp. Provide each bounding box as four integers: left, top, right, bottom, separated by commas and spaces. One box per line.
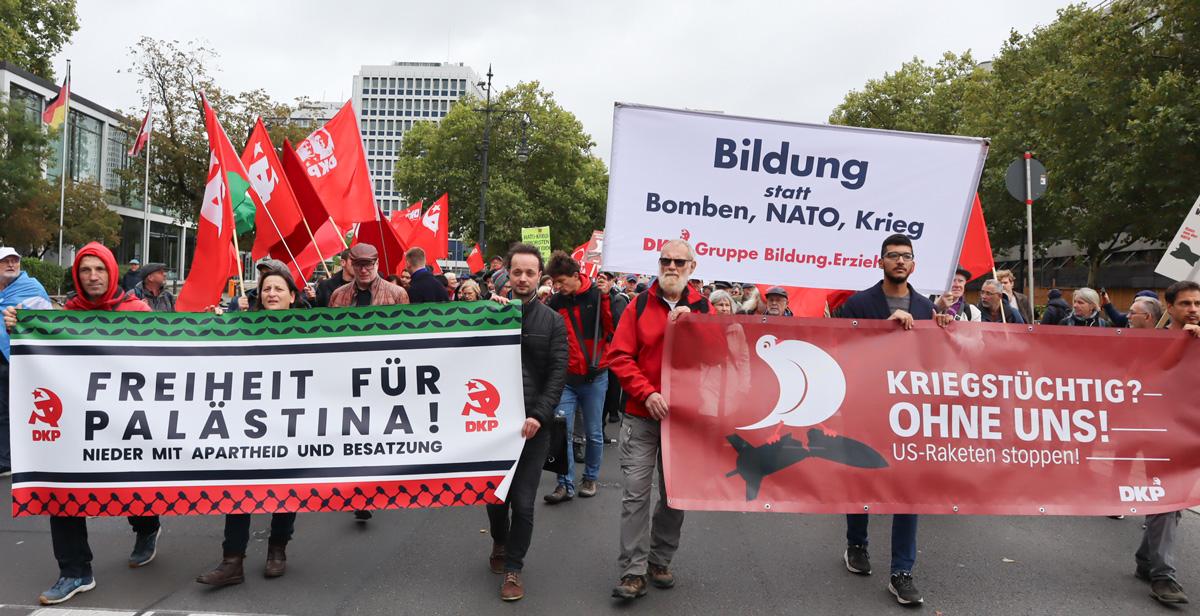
555, 372, 608, 491
846, 513, 918, 574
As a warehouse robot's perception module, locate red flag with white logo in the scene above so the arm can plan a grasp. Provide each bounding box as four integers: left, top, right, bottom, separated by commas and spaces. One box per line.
241, 118, 304, 261
466, 243, 484, 274
295, 101, 376, 228
390, 201, 423, 244
407, 193, 449, 260
280, 138, 351, 281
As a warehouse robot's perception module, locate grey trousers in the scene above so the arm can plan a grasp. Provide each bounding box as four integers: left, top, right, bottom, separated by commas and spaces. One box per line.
1136, 511, 1182, 581
618, 413, 684, 577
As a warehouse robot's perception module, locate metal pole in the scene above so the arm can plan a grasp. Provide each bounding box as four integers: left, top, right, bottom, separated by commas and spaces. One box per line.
477, 65, 493, 258
1024, 151, 1036, 322
56, 60, 71, 267
142, 127, 152, 264
178, 225, 186, 287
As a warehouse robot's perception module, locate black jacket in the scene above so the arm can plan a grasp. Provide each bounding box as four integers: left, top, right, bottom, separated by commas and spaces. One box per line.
408, 268, 449, 304
834, 281, 935, 320
608, 288, 629, 328
1040, 297, 1071, 325
316, 272, 351, 308
120, 269, 142, 292
520, 299, 569, 426
1059, 312, 1111, 327
978, 300, 1024, 324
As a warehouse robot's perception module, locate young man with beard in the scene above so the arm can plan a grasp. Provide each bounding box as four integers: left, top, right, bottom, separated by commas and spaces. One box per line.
1135, 280, 1200, 605
4, 243, 163, 605
0, 247, 52, 477
832, 234, 952, 606
484, 243, 568, 601
606, 239, 714, 600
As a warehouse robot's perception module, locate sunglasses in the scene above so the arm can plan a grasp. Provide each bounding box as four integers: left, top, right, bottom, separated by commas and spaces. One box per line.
658, 257, 691, 268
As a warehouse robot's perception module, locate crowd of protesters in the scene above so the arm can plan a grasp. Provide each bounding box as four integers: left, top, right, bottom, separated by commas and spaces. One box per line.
2, 234, 1199, 608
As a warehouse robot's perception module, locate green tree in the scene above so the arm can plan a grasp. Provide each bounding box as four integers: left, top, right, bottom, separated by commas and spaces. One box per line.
0, 0, 78, 79
393, 81, 608, 257
0, 97, 52, 249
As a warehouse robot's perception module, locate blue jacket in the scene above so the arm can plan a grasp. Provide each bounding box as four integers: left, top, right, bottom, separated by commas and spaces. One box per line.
407, 267, 449, 304
1, 272, 53, 360
834, 281, 935, 321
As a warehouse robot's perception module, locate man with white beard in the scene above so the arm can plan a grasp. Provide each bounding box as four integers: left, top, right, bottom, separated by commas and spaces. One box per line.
605, 240, 714, 601
0, 247, 52, 476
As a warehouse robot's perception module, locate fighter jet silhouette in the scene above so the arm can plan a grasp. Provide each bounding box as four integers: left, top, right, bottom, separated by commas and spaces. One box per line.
726, 429, 888, 501
1170, 242, 1199, 267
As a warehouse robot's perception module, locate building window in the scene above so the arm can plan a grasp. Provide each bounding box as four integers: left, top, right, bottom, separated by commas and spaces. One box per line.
69, 111, 104, 184
9, 83, 42, 122
103, 127, 129, 200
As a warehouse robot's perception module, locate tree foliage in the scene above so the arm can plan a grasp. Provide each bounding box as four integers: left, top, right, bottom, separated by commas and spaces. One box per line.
393, 81, 608, 257
0, 0, 78, 79
0, 97, 52, 249
830, 1, 1200, 285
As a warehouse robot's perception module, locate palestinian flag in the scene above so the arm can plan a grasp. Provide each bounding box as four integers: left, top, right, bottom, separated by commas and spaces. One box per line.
42, 74, 70, 130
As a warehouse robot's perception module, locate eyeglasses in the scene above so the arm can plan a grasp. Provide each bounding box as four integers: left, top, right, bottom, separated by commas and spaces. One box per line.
883, 252, 914, 262
659, 257, 691, 268
352, 259, 378, 268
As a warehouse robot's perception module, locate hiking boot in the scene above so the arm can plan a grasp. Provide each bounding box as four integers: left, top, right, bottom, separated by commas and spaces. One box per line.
579, 479, 598, 498
612, 574, 648, 600
1151, 578, 1189, 604
354, 510, 373, 522
543, 485, 574, 504
129, 527, 160, 568
648, 563, 675, 589
889, 572, 924, 605
196, 553, 245, 587
500, 571, 524, 601
844, 544, 871, 575
489, 543, 506, 574
38, 576, 95, 605
264, 543, 287, 578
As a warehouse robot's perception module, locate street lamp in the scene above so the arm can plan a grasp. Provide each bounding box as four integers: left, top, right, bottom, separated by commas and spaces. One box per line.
475, 65, 531, 257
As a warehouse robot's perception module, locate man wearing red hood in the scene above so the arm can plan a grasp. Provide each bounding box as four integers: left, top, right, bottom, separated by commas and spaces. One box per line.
4, 243, 162, 605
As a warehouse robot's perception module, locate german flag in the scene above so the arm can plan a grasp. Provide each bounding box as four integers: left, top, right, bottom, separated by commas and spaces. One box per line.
41, 75, 70, 130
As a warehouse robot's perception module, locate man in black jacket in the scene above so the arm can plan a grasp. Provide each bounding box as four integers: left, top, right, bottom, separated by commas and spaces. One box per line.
485, 242, 568, 602
833, 233, 952, 606
405, 247, 449, 303
1040, 288, 1071, 325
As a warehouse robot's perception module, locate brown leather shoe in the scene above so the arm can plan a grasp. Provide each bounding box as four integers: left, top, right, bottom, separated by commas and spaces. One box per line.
489, 543, 506, 574
264, 543, 287, 578
611, 574, 647, 600
543, 485, 573, 504
500, 571, 524, 601
196, 552, 245, 587
578, 479, 598, 497
648, 563, 675, 588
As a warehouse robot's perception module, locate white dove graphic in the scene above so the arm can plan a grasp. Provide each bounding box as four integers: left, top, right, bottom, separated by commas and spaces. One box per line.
737, 335, 846, 431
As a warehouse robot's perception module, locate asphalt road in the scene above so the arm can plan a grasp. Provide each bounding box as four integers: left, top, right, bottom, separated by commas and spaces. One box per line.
1, 442, 1196, 616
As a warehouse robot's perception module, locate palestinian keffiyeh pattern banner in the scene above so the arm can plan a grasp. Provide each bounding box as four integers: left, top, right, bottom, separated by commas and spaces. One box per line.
8, 303, 525, 517
662, 315, 1200, 516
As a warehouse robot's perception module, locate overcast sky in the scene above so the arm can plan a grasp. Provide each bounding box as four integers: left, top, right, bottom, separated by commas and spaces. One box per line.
57, 0, 1082, 161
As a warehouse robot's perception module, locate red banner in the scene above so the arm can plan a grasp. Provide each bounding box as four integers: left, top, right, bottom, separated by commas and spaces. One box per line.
662, 316, 1200, 516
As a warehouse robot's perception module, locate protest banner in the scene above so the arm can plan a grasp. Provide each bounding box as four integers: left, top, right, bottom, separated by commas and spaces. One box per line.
8, 304, 526, 517
1155, 194, 1200, 282
662, 315, 1200, 516
521, 226, 552, 257
602, 104, 989, 293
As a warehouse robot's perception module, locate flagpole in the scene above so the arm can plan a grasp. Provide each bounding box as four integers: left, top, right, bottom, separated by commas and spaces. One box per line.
375, 215, 392, 274
142, 118, 152, 265
55, 60, 70, 267
259, 201, 312, 288
231, 231, 247, 300
295, 212, 333, 278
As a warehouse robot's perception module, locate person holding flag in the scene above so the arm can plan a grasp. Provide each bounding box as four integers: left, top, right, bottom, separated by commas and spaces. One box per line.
5, 243, 163, 606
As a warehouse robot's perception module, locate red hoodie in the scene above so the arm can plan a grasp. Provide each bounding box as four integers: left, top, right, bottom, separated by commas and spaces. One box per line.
548, 273, 615, 377
604, 281, 713, 418
64, 243, 151, 312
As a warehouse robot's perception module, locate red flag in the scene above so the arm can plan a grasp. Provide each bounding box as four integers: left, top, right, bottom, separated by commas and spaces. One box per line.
354, 207, 408, 276
957, 193, 995, 282
407, 193, 449, 260
295, 101, 376, 227
177, 94, 241, 311
572, 241, 600, 279
128, 107, 152, 157
466, 243, 484, 273
280, 138, 351, 281
242, 119, 304, 261
390, 201, 423, 243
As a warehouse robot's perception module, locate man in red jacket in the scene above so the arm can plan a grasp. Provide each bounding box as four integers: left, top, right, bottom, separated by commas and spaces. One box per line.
605, 239, 711, 601
4, 243, 162, 606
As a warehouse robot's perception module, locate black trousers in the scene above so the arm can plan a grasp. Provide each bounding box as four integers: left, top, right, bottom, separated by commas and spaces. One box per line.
486, 426, 550, 572
222, 513, 297, 554
50, 515, 160, 578
602, 368, 625, 423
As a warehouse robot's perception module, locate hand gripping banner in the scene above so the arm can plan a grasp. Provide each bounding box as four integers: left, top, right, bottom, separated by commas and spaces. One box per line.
8, 303, 525, 517
662, 315, 1200, 516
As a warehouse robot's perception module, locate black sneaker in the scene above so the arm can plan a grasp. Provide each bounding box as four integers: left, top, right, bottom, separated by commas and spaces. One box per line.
354, 510, 373, 522
129, 528, 160, 568
844, 544, 871, 575
1151, 578, 1189, 604
889, 572, 923, 605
